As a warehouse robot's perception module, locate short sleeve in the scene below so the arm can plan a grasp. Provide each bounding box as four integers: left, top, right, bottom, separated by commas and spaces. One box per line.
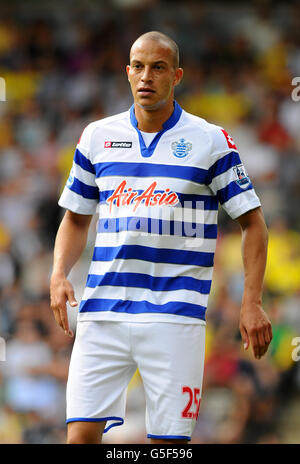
58, 124, 99, 215
207, 127, 261, 219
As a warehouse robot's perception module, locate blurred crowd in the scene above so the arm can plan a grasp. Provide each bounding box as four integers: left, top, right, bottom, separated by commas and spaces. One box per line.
1, 0, 300, 444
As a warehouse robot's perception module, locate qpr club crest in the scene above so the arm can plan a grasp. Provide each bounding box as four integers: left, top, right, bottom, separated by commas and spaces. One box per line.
233, 164, 251, 189
171, 138, 192, 158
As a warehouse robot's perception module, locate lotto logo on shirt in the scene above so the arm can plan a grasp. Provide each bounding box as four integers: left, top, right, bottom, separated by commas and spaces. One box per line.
104, 141, 133, 148
221, 129, 237, 150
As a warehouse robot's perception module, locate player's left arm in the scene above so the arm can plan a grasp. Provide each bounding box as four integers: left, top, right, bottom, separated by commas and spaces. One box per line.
236, 206, 272, 360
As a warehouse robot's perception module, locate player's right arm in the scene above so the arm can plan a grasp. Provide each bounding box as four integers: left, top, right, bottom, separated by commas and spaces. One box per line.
50, 210, 93, 337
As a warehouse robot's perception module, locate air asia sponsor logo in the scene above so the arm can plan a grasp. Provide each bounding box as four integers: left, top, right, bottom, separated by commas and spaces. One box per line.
106, 180, 179, 213
104, 141, 133, 148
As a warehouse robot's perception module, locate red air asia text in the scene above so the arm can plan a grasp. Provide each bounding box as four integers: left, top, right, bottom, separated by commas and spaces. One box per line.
106, 180, 179, 213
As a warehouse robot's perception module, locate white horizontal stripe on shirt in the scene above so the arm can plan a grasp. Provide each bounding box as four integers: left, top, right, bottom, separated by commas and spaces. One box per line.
94, 230, 217, 253
97, 176, 213, 196
88, 258, 214, 282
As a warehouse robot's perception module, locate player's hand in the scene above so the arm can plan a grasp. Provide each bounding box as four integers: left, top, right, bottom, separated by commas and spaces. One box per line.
50, 273, 77, 337
239, 302, 272, 360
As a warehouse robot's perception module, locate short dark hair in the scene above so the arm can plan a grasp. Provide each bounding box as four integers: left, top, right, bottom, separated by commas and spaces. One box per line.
130, 31, 180, 68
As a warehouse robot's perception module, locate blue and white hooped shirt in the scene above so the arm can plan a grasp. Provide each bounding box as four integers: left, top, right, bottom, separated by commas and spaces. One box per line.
58, 101, 261, 324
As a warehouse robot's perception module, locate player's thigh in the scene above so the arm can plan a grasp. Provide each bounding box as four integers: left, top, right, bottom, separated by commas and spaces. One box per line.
133, 322, 206, 440
67, 420, 106, 444
67, 321, 136, 429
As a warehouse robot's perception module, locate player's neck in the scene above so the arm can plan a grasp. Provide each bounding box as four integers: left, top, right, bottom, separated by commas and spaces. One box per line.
134, 99, 175, 133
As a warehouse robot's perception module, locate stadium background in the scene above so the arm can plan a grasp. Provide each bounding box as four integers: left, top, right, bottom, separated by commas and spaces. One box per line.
0, 0, 300, 444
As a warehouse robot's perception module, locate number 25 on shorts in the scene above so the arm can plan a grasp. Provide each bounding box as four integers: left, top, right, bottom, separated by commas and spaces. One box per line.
181, 386, 201, 420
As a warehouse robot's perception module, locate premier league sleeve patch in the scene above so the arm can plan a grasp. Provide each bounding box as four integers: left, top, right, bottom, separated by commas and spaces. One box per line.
66, 166, 75, 189
233, 164, 251, 189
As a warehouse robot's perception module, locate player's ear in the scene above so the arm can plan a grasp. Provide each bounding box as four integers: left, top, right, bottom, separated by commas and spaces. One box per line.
126, 65, 131, 82
174, 67, 183, 86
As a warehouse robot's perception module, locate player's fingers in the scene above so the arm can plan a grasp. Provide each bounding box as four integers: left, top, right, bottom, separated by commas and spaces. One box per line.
64, 286, 76, 337
52, 305, 64, 330
249, 330, 260, 359
268, 324, 273, 344
257, 329, 267, 358
240, 325, 249, 350
263, 326, 272, 346
59, 306, 73, 337
66, 285, 78, 307
50, 297, 71, 336
263, 322, 273, 355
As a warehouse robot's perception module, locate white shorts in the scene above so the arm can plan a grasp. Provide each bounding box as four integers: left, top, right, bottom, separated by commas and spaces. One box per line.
66, 320, 206, 441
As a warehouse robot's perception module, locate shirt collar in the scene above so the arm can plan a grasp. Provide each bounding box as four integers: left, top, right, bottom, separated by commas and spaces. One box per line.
129, 100, 182, 132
